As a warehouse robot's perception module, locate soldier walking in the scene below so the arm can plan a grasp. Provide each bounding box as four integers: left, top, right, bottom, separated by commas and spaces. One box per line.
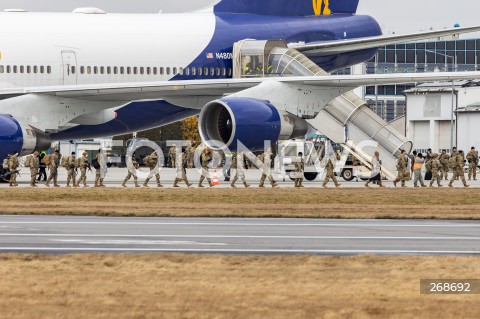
29, 151, 40, 187
186, 145, 194, 168
143, 151, 163, 188
413, 153, 427, 187
449, 150, 469, 188
76, 152, 90, 187
258, 148, 278, 188
45, 150, 61, 187
122, 155, 140, 187
365, 151, 384, 187
439, 150, 450, 181
393, 150, 409, 187
198, 147, 213, 188
429, 153, 443, 187
94, 150, 106, 187
294, 152, 304, 188
230, 152, 250, 188
173, 150, 192, 188
466, 146, 478, 181
168, 146, 177, 168
66, 152, 77, 188
322, 152, 340, 188
8, 151, 19, 187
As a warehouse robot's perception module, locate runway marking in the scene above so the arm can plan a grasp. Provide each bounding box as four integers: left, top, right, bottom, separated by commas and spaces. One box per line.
0, 247, 479, 255
50, 239, 227, 246
0, 234, 479, 240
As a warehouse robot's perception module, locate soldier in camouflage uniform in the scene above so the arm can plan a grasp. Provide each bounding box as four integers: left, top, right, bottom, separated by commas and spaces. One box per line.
186, 145, 194, 168
429, 153, 443, 187
230, 152, 250, 188
143, 151, 163, 188
322, 152, 340, 188
173, 150, 192, 188
122, 155, 140, 188
8, 151, 19, 187
439, 150, 450, 181
198, 148, 213, 188
29, 151, 40, 187
94, 150, 105, 187
168, 146, 177, 168
258, 148, 278, 188
294, 152, 305, 188
66, 152, 77, 188
466, 146, 478, 181
76, 152, 90, 187
393, 150, 409, 187
45, 150, 61, 187
449, 150, 469, 188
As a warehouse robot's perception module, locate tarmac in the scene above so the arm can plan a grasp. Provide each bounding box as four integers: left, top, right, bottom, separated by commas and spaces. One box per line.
2, 167, 480, 189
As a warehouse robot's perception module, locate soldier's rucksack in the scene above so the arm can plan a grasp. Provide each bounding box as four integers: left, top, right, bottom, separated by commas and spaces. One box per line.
92, 158, 100, 170
448, 155, 458, 169
42, 154, 51, 165
61, 156, 68, 168
425, 160, 432, 171
74, 158, 81, 169
143, 155, 150, 165
440, 155, 449, 165
24, 155, 32, 168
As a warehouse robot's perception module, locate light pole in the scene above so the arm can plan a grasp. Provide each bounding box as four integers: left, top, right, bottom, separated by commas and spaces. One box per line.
425, 50, 456, 152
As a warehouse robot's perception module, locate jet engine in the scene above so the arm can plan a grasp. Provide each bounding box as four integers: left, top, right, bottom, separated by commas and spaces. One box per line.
199, 97, 308, 151
0, 115, 52, 160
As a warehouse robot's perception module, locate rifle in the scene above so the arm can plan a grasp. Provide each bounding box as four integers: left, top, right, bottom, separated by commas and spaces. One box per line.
86, 162, 92, 173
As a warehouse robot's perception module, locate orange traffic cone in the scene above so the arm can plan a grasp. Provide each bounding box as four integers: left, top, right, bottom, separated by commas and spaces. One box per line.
212, 170, 220, 186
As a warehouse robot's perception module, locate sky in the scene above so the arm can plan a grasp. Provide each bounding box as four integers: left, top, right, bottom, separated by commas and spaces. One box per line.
0, 0, 478, 37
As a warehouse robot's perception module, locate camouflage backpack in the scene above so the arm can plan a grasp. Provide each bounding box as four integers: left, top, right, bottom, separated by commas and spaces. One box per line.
42, 154, 51, 165
74, 158, 81, 169
61, 156, 68, 168
425, 160, 432, 171
24, 155, 32, 168
143, 155, 150, 165
448, 155, 458, 169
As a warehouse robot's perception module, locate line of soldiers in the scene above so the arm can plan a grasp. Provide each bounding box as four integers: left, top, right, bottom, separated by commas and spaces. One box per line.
394, 146, 478, 188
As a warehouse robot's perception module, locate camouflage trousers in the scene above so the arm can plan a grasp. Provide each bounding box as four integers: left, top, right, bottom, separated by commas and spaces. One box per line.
440, 166, 449, 180
77, 168, 87, 186
66, 168, 76, 186
231, 169, 248, 187
449, 168, 468, 187
144, 168, 162, 187
173, 170, 190, 187
468, 162, 477, 180
123, 171, 138, 185
9, 169, 17, 186
30, 167, 38, 186
323, 169, 339, 187
46, 166, 59, 186
259, 173, 276, 187
429, 170, 442, 187
95, 169, 104, 187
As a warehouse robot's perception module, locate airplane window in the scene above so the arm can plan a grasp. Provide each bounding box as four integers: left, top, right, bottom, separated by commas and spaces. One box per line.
0, 66, 3, 73
173, 67, 178, 75
179, 67, 184, 75
13, 66, 18, 73
210, 67, 214, 76
204, 67, 208, 76
153, 67, 157, 75
185, 67, 190, 76
86, 66, 91, 74
94, 66, 98, 74
80, 66, 84, 74
191, 68, 196, 76
71, 66, 75, 74
20, 66, 24, 74
26, 66, 31, 74
113, 67, 117, 74
222, 68, 226, 76
6, 66, 11, 73
100, 66, 105, 74
166, 67, 171, 75
133, 67, 138, 75
47, 66, 51, 74
216, 68, 220, 76
127, 67, 131, 75
228, 68, 232, 77
146, 67, 151, 75
107, 67, 112, 74
198, 67, 202, 76
140, 67, 144, 75
160, 67, 164, 75
120, 67, 125, 74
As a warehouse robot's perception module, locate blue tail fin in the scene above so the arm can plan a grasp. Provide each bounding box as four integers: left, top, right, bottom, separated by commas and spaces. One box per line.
214, 0, 359, 16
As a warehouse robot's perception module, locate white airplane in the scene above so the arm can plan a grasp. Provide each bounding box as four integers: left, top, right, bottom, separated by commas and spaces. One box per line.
0, 0, 479, 159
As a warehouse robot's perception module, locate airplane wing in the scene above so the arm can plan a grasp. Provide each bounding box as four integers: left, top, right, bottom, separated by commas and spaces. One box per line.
290, 26, 480, 56
0, 71, 479, 101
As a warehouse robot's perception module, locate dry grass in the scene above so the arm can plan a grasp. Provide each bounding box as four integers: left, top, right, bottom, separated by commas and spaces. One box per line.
0, 254, 478, 319
0, 188, 480, 219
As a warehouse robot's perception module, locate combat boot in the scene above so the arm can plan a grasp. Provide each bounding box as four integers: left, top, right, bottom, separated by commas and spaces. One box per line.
208, 179, 213, 187
54, 184, 60, 188
259, 181, 265, 188
198, 176, 205, 188
122, 181, 127, 188
272, 182, 278, 188
173, 179, 180, 188
44, 182, 50, 187
134, 182, 140, 188
243, 182, 250, 188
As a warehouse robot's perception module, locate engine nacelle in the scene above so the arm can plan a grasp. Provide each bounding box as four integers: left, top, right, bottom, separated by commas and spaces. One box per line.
199, 97, 308, 151
0, 115, 52, 160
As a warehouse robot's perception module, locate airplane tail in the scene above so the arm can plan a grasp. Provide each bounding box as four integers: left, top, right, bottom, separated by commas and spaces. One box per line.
214, 0, 359, 16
